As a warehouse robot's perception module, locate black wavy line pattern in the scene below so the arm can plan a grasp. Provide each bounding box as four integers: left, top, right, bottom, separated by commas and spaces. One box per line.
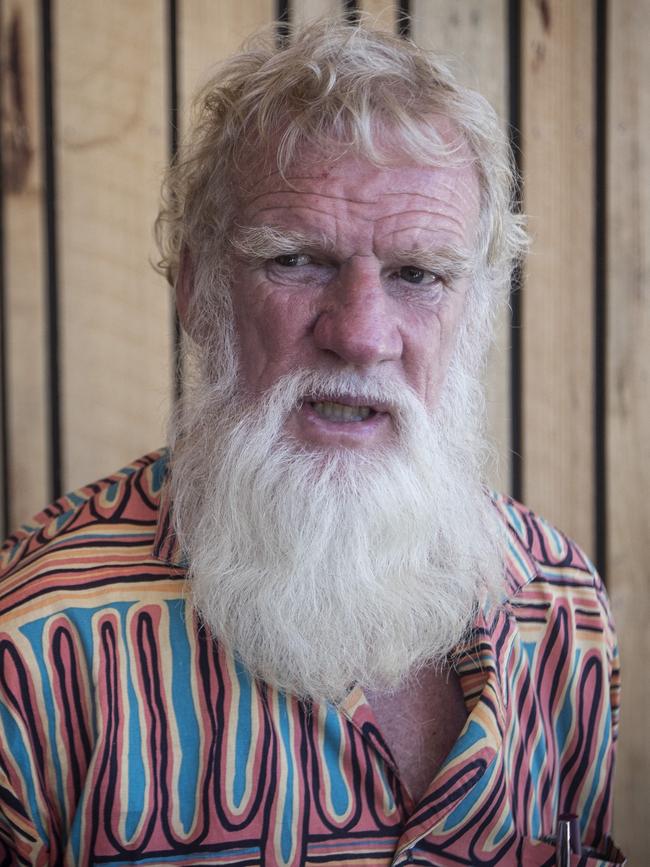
0, 454, 621, 865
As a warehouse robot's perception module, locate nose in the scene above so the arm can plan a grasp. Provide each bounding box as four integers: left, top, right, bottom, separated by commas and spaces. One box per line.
312, 260, 403, 367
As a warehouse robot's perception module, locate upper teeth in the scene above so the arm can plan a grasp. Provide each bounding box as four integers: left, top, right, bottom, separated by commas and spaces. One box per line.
312, 401, 372, 422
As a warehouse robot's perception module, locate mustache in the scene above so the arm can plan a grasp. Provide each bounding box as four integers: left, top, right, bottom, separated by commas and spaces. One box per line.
170, 352, 504, 702
253, 368, 428, 428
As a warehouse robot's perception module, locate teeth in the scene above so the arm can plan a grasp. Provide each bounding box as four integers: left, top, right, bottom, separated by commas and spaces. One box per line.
312, 401, 372, 422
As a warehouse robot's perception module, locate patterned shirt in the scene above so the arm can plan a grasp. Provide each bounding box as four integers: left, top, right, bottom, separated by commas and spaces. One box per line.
0, 450, 624, 866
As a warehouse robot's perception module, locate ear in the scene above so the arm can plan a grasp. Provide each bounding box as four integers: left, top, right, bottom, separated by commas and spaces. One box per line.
175, 245, 194, 333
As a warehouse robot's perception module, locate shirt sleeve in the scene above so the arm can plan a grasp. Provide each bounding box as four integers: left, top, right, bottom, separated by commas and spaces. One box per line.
594, 569, 621, 749
0, 631, 57, 866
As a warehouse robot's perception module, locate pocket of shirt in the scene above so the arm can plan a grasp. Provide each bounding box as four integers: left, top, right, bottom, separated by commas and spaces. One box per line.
518, 833, 627, 867
406, 834, 626, 866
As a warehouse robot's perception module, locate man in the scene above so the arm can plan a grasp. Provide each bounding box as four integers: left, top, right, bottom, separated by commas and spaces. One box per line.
0, 21, 623, 867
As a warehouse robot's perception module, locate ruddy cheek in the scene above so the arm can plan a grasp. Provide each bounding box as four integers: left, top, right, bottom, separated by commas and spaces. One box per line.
404, 321, 446, 409
238, 296, 312, 389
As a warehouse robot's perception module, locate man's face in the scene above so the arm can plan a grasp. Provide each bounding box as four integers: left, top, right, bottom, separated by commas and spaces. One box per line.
227, 147, 481, 450
172, 144, 505, 701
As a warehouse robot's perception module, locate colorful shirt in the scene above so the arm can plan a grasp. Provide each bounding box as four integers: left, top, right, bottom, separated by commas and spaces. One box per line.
0, 450, 624, 866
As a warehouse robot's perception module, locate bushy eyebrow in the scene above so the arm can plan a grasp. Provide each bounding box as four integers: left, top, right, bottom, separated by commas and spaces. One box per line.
229, 224, 332, 260
229, 224, 476, 283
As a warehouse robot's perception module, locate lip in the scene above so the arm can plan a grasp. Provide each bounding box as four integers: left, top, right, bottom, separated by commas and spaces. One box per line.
288, 397, 394, 448
302, 393, 393, 415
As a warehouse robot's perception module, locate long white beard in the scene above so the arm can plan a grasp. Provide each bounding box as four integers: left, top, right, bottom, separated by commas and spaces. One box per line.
169, 360, 506, 704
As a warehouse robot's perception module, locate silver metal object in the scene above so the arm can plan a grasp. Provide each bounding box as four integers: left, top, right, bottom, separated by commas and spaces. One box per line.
555, 817, 571, 867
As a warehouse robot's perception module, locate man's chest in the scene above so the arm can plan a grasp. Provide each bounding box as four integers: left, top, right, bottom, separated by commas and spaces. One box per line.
4, 598, 621, 866
364, 667, 468, 805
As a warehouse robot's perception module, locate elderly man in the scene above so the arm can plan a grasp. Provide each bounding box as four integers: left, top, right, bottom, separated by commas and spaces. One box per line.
0, 22, 622, 867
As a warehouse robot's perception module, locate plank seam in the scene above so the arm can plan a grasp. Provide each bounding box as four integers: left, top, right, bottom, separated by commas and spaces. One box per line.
397, 0, 411, 38
507, 0, 523, 502
0, 9, 9, 537
343, 0, 359, 25
594, 0, 608, 578
277, 0, 290, 45
39, 0, 62, 501
167, 0, 183, 405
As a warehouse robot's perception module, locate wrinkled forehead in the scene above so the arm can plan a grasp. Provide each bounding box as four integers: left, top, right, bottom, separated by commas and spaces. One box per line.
235, 115, 481, 213
234, 138, 482, 253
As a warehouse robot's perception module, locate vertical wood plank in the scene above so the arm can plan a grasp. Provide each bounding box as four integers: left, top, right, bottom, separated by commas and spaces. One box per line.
606, 0, 650, 859
56, 1, 171, 492
292, 3, 397, 37
176, 1, 275, 389
1, 0, 48, 527
521, 0, 594, 553
178, 0, 275, 116
292, 0, 341, 25
411, 0, 511, 493
293, 2, 397, 30
357, 1, 397, 27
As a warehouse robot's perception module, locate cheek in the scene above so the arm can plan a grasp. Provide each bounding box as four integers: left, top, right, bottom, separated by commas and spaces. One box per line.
439, 308, 466, 366
412, 296, 467, 407
232, 286, 314, 388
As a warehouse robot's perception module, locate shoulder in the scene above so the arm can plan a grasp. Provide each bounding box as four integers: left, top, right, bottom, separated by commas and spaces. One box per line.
492, 491, 608, 593
490, 490, 620, 717
491, 490, 596, 577
0, 449, 170, 621
491, 491, 617, 652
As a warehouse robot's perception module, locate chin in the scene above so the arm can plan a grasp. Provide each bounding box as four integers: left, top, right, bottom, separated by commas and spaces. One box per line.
173, 377, 504, 703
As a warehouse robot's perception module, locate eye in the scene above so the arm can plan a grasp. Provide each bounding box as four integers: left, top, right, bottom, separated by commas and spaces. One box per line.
273, 253, 311, 267
398, 266, 439, 286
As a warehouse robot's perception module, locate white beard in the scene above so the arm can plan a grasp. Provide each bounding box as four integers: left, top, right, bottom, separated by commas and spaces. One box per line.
169, 359, 506, 705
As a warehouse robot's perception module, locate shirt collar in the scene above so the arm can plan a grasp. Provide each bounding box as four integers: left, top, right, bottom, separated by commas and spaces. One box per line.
152, 459, 187, 568
390, 590, 531, 857
493, 492, 541, 598
389, 504, 540, 853
152, 470, 541, 852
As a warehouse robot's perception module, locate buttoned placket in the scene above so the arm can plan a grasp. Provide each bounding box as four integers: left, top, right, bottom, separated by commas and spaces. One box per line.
336, 604, 514, 867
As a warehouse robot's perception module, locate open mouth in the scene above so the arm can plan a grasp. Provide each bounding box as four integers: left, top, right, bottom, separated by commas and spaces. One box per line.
310, 400, 376, 422
294, 395, 393, 445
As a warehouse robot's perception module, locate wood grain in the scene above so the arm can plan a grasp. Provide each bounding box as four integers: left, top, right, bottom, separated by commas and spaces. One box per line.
0, 1, 647, 857
1, 0, 48, 528
606, 0, 650, 859
55, 1, 172, 492
293, 0, 341, 25
411, 0, 511, 493
521, 0, 594, 553
178, 0, 275, 118
357, 0, 397, 28
176, 1, 274, 387
293, 2, 397, 32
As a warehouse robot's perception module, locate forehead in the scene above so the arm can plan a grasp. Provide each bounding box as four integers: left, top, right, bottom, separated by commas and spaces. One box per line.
237, 143, 481, 250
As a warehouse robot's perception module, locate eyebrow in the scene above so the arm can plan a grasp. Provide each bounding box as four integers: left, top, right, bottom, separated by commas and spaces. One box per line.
390, 246, 477, 283
229, 224, 333, 260
230, 223, 477, 282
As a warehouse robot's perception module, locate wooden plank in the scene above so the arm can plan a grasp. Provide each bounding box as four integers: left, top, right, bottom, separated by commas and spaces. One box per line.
178, 0, 275, 115
357, 0, 397, 28
520, 0, 594, 553
176, 2, 275, 391
606, 1, 650, 859
293, 0, 341, 25
293, 2, 397, 31
55, 1, 172, 492
1, 0, 49, 528
294, 0, 396, 27
411, 0, 510, 493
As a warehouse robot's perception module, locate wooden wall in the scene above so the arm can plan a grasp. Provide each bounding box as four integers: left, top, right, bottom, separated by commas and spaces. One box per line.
0, 0, 647, 858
